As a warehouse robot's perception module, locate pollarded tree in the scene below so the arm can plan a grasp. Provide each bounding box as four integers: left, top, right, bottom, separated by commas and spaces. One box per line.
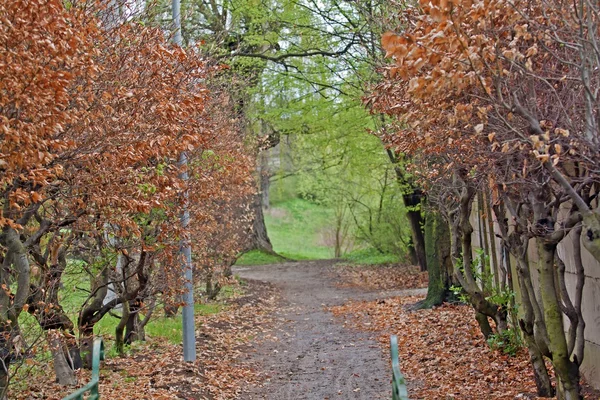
62, 9, 215, 359
0, 1, 97, 394
371, 0, 600, 397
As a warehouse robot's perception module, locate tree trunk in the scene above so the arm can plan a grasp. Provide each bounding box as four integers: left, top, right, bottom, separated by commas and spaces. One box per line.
494, 198, 554, 397
115, 300, 129, 355
418, 211, 452, 308
527, 188, 582, 399
79, 334, 94, 369
386, 150, 427, 272
125, 300, 146, 344
517, 256, 554, 396
537, 238, 581, 399
27, 244, 81, 374
404, 191, 427, 272
448, 176, 508, 337
260, 150, 270, 210
78, 266, 109, 332
250, 192, 274, 252
407, 239, 418, 266
78, 266, 109, 368
48, 331, 77, 386
205, 268, 222, 301
527, 342, 554, 397
475, 312, 493, 339
517, 257, 554, 396
0, 227, 31, 396
523, 327, 554, 397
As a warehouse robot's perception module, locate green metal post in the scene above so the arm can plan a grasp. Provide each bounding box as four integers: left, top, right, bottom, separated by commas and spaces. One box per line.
390, 335, 409, 400
62, 338, 104, 400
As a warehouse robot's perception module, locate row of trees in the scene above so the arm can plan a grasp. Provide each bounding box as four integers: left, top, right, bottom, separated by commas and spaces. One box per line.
369, 0, 600, 398
1, 0, 255, 396
229, 0, 422, 262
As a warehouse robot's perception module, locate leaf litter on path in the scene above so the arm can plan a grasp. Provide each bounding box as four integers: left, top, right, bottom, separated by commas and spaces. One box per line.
331, 295, 600, 399
333, 264, 428, 290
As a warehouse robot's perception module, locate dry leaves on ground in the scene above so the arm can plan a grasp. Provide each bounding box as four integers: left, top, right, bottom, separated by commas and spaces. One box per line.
333, 264, 428, 290
17, 280, 279, 400
331, 296, 577, 400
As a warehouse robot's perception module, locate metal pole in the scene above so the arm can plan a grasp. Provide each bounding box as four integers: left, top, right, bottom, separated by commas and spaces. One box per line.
172, 0, 196, 363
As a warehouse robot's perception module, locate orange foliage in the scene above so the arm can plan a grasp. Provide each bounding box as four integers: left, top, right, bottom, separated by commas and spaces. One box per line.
370, 0, 600, 190
1, 0, 256, 389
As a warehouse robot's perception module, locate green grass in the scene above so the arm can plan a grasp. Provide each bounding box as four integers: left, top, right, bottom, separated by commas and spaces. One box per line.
251, 196, 400, 263
235, 249, 286, 265
94, 303, 222, 345
342, 247, 399, 265
17, 257, 229, 363
264, 197, 336, 260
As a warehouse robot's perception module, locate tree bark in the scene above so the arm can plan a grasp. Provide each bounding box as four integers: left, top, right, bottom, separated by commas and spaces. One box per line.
0, 368, 7, 400
418, 211, 452, 308
403, 190, 427, 272
48, 330, 77, 386
537, 239, 581, 400
78, 266, 109, 368
447, 175, 508, 337
260, 150, 271, 210
386, 149, 427, 272
0, 227, 31, 397
475, 312, 493, 339
515, 254, 554, 396
250, 192, 274, 252
530, 190, 582, 399
115, 300, 130, 355
125, 300, 146, 344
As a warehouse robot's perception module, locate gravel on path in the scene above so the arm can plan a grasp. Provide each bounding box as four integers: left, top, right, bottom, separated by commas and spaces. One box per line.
233, 260, 426, 400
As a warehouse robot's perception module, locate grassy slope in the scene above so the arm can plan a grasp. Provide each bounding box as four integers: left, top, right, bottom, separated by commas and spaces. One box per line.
264, 197, 334, 260
236, 196, 401, 265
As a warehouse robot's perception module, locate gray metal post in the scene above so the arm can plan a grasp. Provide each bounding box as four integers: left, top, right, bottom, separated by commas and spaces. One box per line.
172, 0, 196, 363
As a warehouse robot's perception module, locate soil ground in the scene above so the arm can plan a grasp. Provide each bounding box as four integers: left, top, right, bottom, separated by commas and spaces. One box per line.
233, 260, 426, 400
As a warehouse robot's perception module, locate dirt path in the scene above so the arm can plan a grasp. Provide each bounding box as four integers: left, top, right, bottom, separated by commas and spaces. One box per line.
233, 260, 426, 400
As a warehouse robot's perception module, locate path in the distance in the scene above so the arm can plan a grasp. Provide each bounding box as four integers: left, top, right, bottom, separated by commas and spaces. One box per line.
233, 260, 426, 400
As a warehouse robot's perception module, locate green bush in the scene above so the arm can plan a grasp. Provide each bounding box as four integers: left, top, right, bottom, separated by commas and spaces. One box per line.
487, 329, 522, 356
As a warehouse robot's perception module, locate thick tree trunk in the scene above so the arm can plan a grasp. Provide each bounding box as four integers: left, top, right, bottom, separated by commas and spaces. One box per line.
522, 325, 554, 397
205, 268, 222, 301
528, 188, 582, 400
516, 256, 554, 396
418, 211, 452, 308
250, 193, 274, 252
27, 244, 81, 373
78, 266, 109, 368
517, 257, 554, 396
527, 342, 554, 397
448, 176, 508, 338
